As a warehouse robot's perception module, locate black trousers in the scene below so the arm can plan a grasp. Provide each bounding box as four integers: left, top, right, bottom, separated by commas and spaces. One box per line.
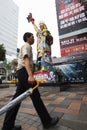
2, 67, 51, 130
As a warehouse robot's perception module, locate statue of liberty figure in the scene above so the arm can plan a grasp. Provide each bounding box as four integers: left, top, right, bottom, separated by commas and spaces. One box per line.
27, 13, 53, 72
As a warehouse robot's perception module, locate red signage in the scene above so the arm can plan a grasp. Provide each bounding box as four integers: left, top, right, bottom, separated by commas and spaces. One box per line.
34, 71, 56, 83
61, 43, 87, 56
60, 33, 87, 48
60, 32, 87, 56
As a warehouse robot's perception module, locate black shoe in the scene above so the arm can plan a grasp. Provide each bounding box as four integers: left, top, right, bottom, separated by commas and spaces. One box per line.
12, 125, 22, 130
1, 125, 22, 130
43, 117, 59, 129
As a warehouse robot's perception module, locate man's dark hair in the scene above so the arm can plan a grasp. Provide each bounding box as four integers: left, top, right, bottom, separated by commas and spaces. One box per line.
23, 32, 33, 42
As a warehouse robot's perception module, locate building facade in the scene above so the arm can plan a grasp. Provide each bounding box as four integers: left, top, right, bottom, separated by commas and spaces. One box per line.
55, 0, 87, 57
54, 0, 87, 83
0, 0, 19, 57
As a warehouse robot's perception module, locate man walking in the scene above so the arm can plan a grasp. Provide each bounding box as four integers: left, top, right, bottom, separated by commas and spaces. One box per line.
2, 32, 59, 130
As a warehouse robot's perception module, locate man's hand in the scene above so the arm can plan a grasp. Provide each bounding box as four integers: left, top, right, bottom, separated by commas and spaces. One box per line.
28, 75, 35, 84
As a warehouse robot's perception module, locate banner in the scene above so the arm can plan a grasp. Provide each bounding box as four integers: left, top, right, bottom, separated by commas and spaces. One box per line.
60, 32, 87, 56
34, 71, 56, 83
56, 0, 87, 35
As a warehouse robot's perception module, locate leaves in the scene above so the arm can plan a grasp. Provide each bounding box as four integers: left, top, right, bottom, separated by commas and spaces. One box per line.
0, 44, 6, 61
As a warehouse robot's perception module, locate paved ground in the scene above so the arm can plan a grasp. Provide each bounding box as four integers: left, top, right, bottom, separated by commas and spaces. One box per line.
0, 84, 87, 130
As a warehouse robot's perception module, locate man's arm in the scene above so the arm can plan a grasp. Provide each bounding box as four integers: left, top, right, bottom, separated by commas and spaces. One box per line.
24, 55, 35, 84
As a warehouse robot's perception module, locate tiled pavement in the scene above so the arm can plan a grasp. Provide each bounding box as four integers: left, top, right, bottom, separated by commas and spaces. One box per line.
0, 84, 87, 130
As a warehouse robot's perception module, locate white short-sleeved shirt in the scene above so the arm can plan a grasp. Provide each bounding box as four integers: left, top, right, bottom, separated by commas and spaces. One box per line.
17, 42, 33, 71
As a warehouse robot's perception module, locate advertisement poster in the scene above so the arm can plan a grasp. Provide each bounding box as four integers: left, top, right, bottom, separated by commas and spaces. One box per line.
34, 71, 56, 83
54, 61, 87, 83
56, 0, 87, 35
60, 32, 87, 56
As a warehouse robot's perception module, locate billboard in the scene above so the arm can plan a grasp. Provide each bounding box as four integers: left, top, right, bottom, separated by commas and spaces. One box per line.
34, 71, 56, 84
54, 61, 87, 83
56, 0, 87, 35
55, 0, 87, 56
60, 32, 87, 56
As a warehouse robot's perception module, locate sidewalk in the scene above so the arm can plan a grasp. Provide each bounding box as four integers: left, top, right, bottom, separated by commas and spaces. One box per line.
0, 84, 87, 130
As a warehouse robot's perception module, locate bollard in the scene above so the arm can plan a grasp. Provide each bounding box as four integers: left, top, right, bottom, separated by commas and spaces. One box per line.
0, 81, 39, 115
